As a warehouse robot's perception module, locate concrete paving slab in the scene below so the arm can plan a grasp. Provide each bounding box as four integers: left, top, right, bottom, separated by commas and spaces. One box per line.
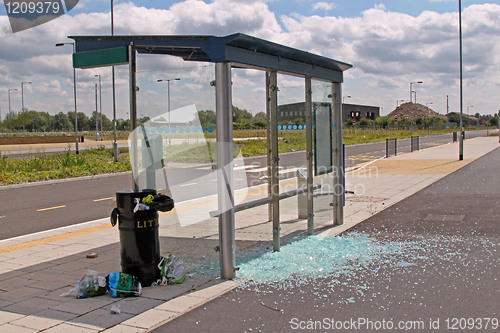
2, 297, 62, 316
0, 323, 38, 332
0, 310, 26, 325
69, 308, 134, 330
102, 297, 164, 316
43, 322, 101, 333
9, 314, 63, 331
120, 308, 177, 330
51, 297, 116, 316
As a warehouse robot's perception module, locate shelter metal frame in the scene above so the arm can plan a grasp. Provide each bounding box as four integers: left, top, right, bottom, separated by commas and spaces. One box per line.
70, 33, 352, 280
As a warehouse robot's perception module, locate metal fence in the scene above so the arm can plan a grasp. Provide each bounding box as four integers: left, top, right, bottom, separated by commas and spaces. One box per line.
411, 136, 420, 152
452, 131, 466, 142
385, 138, 397, 158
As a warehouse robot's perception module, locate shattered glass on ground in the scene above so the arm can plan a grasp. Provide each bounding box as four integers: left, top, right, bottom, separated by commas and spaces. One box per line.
235, 231, 499, 292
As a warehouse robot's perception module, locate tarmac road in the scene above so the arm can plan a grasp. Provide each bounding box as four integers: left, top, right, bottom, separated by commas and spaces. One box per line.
152, 145, 499, 333
0, 130, 489, 240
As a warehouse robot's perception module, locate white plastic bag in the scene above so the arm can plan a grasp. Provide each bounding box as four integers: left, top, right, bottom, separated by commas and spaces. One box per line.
158, 254, 186, 285
61, 269, 107, 298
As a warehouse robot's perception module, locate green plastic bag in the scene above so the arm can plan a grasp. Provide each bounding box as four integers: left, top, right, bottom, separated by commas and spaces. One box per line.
106, 272, 142, 297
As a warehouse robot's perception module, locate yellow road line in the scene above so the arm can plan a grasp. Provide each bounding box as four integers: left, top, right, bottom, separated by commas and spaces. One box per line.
36, 205, 66, 212
179, 183, 197, 187
93, 197, 113, 202
0, 224, 112, 254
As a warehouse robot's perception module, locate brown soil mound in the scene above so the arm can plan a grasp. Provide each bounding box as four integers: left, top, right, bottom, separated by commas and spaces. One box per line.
387, 102, 446, 120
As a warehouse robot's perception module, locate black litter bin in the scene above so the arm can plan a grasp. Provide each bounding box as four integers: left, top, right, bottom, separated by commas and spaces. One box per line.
112, 189, 161, 286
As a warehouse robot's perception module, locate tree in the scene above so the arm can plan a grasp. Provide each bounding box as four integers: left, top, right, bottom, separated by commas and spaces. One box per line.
232, 106, 252, 123
68, 111, 91, 131
293, 117, 305, 126
117, 118, 131, 131
197, 110, 216, 127
24, 110, 51, 132
374, 116, 393, 128
488, 116, 499, 127
54, 112, 72, 131
359, 118, 372, 126
253, 112, 266, 120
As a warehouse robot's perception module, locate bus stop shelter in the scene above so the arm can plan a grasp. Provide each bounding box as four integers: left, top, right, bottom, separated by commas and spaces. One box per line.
70, 33, 352, 279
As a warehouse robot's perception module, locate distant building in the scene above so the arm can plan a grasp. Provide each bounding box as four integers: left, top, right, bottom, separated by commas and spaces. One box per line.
277, 102, 380, 123
343, 103, 379, 122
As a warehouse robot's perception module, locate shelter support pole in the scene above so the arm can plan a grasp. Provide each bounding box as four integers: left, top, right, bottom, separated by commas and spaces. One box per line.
216, 62, 236, 279
129, 43, 139, 192
268, 71, 280, 251
305, 78, 314, 235
266, 72, 272, 222
332, 82, 344, 225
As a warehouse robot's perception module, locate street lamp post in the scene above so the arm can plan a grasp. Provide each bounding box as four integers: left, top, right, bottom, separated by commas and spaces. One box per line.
458, 0, 464, 160
343, 95, 351, 104
410, 81, 423, 103
426, 102, 433, 118
396, 99, 404, 107
95, 74, 103, 139
409, 83, 422, 130
56, 42, 79, 154
467, 105, 473, 116
95, 83, 99, 140
447, 95, 449, 115
21, 81, 32, 131
8, 88, 17, 115
157, 78, 180, 145
111, 0, 118, 161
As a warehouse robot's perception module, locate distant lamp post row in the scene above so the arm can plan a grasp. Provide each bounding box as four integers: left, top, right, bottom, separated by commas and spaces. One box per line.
157, 78, 180, 145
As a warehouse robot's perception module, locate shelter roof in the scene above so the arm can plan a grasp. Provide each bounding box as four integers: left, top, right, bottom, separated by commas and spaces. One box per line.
69, 33, 352, 82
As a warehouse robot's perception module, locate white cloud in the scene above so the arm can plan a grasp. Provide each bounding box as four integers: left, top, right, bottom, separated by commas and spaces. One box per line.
279, 3, 500, 114
0, 1, 499, 118
312, 2, 337, 12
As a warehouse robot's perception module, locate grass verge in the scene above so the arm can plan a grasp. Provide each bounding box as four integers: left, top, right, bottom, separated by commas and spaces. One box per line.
0, 146, 130, 185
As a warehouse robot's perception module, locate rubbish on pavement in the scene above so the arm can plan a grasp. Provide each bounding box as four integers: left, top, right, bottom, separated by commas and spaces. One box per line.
110, 303, 121, 314
133, 198, 150, 213
158, 254, 186, 285
107, 272, 142, 297
132, 193, 174, 213
152, 194, 174, 212
142, 194, 154, 205
86, 252, 99, 259
61, 269, 107, 298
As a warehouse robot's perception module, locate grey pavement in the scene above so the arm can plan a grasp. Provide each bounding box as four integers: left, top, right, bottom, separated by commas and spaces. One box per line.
0, 136, 498, 332
154, 141, 500, 333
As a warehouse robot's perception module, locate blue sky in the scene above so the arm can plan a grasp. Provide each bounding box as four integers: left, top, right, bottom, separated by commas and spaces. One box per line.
1, 0, 500, 121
